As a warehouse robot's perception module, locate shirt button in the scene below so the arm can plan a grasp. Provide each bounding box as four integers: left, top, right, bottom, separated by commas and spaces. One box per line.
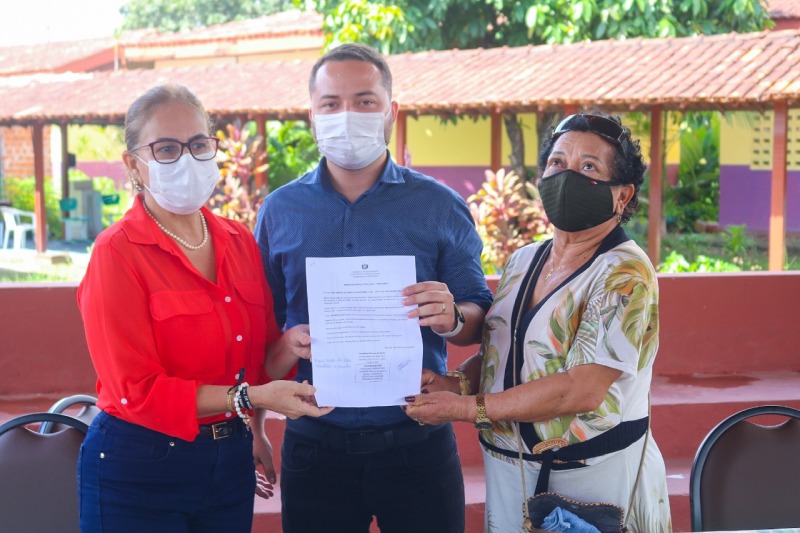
121, 398, 128, 405
224, 296, 232, 303
346, 243, 353, 249
236, 335, 243, 342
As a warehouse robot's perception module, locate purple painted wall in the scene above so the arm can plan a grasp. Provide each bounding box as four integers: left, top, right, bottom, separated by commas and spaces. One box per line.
719, 165, 800, 231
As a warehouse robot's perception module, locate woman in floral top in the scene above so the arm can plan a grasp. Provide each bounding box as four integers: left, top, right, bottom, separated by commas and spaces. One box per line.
405, 112, 671, 532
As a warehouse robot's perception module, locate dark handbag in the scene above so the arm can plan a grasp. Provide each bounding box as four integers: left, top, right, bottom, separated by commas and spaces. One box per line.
524, 492, 626, 533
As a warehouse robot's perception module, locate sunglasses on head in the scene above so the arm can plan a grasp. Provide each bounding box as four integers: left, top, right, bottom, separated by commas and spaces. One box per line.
552, 114, 627, 155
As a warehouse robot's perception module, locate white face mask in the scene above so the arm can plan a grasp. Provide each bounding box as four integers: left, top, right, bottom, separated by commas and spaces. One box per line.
141, 153, 219, 215
313, 111, 389, 170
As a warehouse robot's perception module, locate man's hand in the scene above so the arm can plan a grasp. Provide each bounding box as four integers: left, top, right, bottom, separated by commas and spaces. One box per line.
402, 281, 456, 335
420, 368, 461, 394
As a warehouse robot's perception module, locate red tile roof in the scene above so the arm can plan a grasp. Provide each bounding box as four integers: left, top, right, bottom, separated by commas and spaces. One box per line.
0, 29, 797, 126
0, 11, 321, 76
0, 37, 116, 77
127, 10, 323, 47
768, 0, 800, 19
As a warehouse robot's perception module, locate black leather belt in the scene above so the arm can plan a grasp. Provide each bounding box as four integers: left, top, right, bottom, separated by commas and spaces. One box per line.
287, 417, 446, 455
198, 418, 242, 440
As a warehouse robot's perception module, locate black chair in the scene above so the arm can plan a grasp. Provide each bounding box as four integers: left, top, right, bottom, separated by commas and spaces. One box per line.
690, 404, 800, 531
39, 393, 100, 434
0, 413, 89, 533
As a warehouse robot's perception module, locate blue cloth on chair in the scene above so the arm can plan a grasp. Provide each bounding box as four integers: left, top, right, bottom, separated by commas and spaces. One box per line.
541, 507, 601, 532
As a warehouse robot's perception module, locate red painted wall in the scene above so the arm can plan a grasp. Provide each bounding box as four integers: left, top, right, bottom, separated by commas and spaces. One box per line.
0, 283, 96, 397
1, 272, 798, 398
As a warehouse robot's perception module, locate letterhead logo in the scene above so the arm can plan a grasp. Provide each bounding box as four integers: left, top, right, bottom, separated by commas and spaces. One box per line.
362, 264, 369, 269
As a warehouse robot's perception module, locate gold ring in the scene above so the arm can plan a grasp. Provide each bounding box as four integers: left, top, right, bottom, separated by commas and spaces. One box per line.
441, 303, 447, 314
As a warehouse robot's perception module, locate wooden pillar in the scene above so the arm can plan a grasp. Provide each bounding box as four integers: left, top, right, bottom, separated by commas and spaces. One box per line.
647, 106, 664, 268
490, 110, 502, 172
254, 114, 267, 192
395, 110, 408, 166
32, 122, 47, 253
60, 122, 69, 198
768, 101, 789, 271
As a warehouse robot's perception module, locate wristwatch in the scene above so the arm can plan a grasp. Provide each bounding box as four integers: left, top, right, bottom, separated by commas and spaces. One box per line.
445, 370, 471, 396
436, 303, 465, 338
474, 394, 492, 430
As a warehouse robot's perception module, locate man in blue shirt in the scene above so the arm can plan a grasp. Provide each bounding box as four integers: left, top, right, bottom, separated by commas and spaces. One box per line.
254, 43, 493, 533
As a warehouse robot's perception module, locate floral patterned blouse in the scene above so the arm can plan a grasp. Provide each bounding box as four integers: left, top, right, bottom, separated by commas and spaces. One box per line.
478, 226, 659, 458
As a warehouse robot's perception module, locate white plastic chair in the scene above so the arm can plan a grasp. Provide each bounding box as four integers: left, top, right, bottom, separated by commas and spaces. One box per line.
0, 206, 35, 249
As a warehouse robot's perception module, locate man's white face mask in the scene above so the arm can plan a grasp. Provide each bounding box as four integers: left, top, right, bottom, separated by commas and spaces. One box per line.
313, 111, 390, 170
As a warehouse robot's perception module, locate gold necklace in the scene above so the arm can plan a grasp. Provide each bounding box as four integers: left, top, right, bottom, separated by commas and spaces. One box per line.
543, 249, 590, 283
142, 202, 209, 250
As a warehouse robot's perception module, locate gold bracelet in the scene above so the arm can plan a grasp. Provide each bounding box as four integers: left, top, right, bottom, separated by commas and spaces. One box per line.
226, 387, 236, 412
445, 370, 471, 396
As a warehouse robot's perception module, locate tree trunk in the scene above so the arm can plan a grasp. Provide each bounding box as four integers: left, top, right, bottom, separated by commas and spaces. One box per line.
503, 113, 526, 181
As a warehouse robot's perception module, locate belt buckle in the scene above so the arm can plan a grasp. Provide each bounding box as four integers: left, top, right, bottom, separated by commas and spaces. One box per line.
532, 437, 568, 464
211, 421, 231, 440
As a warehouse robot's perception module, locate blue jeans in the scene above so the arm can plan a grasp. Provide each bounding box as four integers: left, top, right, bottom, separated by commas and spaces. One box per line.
280, 419, 466, 533
78, 411, 255, 533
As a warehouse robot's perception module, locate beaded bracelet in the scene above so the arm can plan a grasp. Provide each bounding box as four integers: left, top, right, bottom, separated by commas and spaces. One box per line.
238, 383, 254, 410
234, 383, 251, 426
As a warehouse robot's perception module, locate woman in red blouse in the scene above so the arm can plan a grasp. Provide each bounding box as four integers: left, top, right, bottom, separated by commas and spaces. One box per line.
77, 84, 332, 532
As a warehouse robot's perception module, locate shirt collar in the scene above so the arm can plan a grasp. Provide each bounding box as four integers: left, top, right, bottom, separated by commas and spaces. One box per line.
121, 195, 239, 249
298, 152, 406, 188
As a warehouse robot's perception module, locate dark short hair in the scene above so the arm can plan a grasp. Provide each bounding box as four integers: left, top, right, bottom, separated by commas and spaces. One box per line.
309, 43, 393, 98
537, 110, 647, 224
124, 84, 213, 150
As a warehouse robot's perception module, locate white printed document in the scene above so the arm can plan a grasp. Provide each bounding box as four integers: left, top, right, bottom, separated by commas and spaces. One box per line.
305, 255, 423, 407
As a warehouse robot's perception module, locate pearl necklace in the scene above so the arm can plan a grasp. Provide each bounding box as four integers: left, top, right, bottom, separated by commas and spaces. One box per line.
142, 202, 209, 251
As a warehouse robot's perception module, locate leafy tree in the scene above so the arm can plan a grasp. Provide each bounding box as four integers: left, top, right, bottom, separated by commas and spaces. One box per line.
120, 0, 293, 31
305, 0, 772, 179
266, 121, 320, 191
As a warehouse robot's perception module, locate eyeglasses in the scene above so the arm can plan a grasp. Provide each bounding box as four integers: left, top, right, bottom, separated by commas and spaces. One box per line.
131, 136, 220, 164
552, 114, 626, 154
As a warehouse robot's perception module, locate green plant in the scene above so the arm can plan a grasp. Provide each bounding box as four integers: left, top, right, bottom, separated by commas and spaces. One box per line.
68, 125, 126, 162
468, 169, 551, 274
659, 250, 741, 273
664, 112, 720, 232
266, 120, 320, 191
209, 120, 268, 231
3, 176, 64, 240
724, 224, 755, 267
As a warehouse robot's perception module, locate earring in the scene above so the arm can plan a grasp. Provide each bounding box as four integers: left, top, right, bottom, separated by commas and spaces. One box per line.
131, 178, 143, 192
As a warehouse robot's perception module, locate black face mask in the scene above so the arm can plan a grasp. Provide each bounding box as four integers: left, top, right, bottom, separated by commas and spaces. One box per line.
539, 169, 621, 232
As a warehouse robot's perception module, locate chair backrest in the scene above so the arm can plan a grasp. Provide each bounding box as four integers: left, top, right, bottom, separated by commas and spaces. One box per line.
0, 413, 89, 533
0, 206, 17, 227
40, 394, 100, 434
60, 197, 78, 212
690, 405, 800, 531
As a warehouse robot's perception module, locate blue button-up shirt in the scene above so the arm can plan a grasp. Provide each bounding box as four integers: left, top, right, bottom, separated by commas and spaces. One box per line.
254, 155, 493, 428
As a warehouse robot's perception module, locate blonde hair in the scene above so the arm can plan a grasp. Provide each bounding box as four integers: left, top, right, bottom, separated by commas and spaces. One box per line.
124, 84, 213, 149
